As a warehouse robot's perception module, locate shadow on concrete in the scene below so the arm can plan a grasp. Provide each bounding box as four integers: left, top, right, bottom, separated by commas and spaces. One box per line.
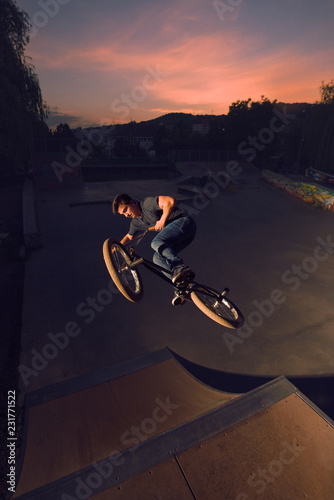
172, 351, 334, 421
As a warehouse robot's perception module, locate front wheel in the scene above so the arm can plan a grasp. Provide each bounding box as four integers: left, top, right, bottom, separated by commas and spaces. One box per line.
190, 286, 244, 329
103, 239, 143, 302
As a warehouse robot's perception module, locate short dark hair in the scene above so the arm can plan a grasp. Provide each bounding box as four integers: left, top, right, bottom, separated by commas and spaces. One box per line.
112, 193, 133, 214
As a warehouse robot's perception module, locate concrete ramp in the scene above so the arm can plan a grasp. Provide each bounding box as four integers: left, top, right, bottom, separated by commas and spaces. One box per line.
93, 394, 334, 500
12, 349, 334, 499
13, 349, 239, 498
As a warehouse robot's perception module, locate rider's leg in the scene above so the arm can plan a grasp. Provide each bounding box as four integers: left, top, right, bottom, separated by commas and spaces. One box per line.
152, 251, 187, 306
151, 217, 196, 277
152, 239, 195, 277
152, 252, 172, 278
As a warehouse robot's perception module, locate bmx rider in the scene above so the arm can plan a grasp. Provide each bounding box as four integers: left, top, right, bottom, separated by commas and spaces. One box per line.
112, 193, 196, 306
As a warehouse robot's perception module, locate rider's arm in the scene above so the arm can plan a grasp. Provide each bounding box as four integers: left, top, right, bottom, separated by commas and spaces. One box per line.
120, 233, 133, 245
156, 196, 175, 230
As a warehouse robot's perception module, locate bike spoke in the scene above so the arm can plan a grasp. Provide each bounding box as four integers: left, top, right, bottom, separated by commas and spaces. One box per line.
195, 289, 238, 321
111, 247, 140, 294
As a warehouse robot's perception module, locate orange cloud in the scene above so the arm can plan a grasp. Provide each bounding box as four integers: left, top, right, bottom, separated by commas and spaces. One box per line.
27, 1, 333, 125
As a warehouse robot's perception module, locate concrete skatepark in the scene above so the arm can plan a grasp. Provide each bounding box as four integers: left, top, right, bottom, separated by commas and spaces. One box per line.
12, 163, 334, 498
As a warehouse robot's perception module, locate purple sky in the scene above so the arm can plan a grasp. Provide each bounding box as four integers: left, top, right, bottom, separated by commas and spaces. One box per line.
16, 0, 334, 128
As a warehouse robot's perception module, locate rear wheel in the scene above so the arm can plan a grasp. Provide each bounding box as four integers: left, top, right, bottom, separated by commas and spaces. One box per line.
190, 286, 243, 328
103, 239, 143, 302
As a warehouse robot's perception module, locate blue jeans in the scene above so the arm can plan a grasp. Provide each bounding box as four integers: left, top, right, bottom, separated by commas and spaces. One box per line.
151, 216, 196, 276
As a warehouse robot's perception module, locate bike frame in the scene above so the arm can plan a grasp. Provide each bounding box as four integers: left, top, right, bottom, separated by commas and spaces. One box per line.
127, 248, 175, 286
125, 228, 174, 284
125, 235, 228, 299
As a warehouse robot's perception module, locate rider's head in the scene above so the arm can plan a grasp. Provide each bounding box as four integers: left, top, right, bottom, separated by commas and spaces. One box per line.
112, 193, 141, 218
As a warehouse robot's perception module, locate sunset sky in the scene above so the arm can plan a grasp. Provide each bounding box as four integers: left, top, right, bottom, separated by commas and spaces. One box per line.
16, 0, 334, 129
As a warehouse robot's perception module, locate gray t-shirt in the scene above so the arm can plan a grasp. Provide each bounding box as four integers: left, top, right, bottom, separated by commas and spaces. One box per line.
129, 197, 183, 236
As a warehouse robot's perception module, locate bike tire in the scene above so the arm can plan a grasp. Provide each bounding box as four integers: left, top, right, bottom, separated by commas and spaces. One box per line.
190, 286, 244, 329
103, 239, 143, 302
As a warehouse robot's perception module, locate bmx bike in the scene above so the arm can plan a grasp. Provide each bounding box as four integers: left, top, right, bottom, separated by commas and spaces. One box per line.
103, 228, 244, 329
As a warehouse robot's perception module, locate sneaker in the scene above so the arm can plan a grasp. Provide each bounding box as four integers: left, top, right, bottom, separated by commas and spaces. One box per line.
172, 265, 195, 284
172, 292, 186, 306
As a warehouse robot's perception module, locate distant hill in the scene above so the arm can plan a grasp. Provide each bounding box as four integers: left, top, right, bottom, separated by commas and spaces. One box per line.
73, 103, 311, 136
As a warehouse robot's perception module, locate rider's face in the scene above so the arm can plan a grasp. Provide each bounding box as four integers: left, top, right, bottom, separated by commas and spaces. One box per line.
118, 202, 141, 218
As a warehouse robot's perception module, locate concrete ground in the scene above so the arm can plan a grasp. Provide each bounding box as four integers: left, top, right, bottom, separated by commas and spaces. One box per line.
18, 170, 334, 398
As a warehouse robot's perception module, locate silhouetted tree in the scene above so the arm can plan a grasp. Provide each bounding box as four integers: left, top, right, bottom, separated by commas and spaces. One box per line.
53, 123, 74, 138
300, 103, 334, 173
225, 98, 252, 148
294, 81, 334, 173
320, 80, 334, 105
225, 96, 283, 165
0, 0, 48, 178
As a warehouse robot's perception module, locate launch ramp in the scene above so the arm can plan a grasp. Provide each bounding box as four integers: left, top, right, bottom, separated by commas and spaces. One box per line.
12, 348, 334, 499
